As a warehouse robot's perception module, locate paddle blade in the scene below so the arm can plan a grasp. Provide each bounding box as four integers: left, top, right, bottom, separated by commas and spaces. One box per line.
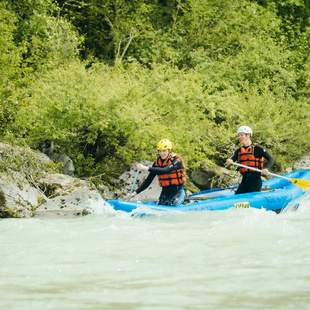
290, 178, 310, 191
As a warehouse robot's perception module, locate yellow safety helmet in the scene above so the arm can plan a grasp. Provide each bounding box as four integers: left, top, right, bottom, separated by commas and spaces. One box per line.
157, 139, 173, 151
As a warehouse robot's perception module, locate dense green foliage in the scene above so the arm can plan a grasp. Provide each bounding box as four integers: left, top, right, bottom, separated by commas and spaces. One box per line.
0, 0, 309, 182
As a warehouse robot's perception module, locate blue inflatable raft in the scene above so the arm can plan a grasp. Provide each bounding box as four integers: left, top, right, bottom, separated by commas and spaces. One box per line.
107, 169, 310, 214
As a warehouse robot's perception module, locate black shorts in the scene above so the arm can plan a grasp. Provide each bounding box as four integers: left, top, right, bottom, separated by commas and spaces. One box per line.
235, 172, 262, 194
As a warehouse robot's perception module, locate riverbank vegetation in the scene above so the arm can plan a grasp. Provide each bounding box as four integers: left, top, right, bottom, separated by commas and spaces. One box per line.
1, 0, 309, 182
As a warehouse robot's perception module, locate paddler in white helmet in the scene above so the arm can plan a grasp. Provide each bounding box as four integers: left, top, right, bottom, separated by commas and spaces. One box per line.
226, 126, 273, 194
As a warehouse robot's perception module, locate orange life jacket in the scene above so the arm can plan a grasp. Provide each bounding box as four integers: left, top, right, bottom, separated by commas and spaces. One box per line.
155, 154, 186, 187
237, 144, 263, 174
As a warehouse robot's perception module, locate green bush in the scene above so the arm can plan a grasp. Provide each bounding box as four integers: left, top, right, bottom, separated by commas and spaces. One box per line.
10, 61, 310, 179
1, 0, 309, 184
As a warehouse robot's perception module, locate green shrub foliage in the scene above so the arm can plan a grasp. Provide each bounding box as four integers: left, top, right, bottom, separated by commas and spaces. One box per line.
0, 0, 309, 180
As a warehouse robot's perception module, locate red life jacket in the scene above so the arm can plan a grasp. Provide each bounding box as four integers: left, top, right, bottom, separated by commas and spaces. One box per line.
237, 144, 263, 174
155, 154, 186, 187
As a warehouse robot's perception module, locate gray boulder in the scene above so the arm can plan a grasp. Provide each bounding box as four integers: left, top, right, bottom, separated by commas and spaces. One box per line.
191, 165, 239, 189
0, 174, 44, 218
40, 140, 74, 176
117, 161, 162, 201
0, 143, 50, 217
35, 174, 106, 217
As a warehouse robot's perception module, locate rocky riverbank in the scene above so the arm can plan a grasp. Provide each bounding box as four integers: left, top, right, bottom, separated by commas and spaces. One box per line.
0, 143, 113, 218
0, 142, 309, 218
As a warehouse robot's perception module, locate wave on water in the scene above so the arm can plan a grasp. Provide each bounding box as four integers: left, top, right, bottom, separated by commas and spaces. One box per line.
100, 190, 310, 222
281, 192, 310, 214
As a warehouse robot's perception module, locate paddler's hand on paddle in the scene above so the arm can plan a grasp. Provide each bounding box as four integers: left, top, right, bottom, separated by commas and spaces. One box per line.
261, 168, 270, 177
136, 163, 149, 171
225, 158, 234, 167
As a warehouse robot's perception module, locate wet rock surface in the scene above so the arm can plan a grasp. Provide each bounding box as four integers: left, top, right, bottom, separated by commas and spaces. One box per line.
0, 144, 105, 218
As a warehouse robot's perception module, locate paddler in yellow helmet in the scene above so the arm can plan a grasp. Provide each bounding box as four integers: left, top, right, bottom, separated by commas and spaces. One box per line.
131, 139, 186, 205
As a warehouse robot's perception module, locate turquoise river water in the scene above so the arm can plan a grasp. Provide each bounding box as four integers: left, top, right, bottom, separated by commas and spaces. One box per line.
1, 195, 310, 310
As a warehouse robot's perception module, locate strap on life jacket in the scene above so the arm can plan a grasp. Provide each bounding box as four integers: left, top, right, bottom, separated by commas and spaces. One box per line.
237, 145, 263, 174
155, 154, 186, 187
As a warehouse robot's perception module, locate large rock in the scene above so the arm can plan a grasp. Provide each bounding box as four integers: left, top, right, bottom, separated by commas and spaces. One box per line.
0, 142, 107, 218
35, 174, 106, 217
116, 161, 162, 201
0, 143, 50, 218
191, 165, 239, 189
39, 140, 75, 176
49, 153, 75, 176
0, 174, 44, 218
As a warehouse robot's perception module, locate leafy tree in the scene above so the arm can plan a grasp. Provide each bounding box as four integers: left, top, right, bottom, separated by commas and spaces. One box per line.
5, 0, 81, 72
11, 62, 310, 177
1, 0, 309, 182
0, 2, 21, 136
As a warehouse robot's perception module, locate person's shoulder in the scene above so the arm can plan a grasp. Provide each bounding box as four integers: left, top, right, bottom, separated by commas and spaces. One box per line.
171, 153, 183, 160
254, 144, 267, 152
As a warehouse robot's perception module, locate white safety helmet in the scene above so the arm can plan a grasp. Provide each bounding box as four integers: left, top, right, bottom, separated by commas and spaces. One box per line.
237, 125, 253, 136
